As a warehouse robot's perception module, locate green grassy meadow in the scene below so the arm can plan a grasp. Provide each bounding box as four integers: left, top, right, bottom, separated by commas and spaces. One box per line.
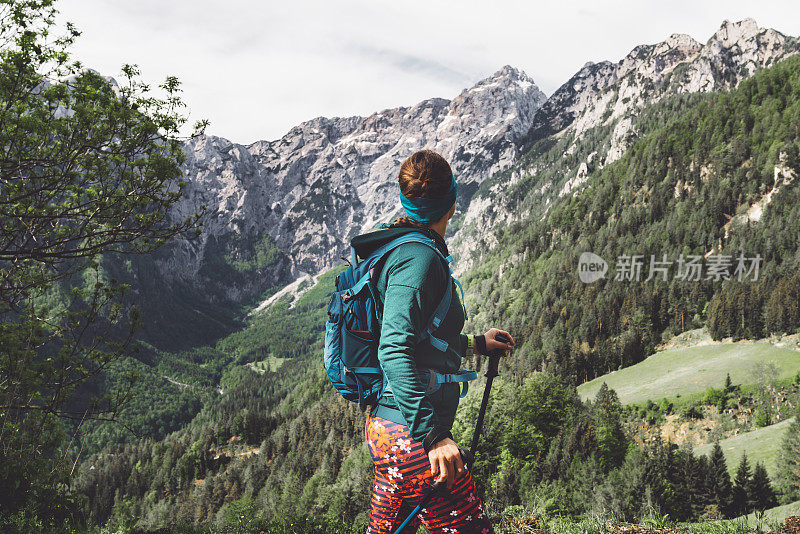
743, 499, 800, 528
246, 355, 285, 373
692, 417, 794, 478
578, 343, 800, 404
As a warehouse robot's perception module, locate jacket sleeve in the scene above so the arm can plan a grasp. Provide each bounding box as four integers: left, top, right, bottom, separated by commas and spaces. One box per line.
377, 245, 447, 443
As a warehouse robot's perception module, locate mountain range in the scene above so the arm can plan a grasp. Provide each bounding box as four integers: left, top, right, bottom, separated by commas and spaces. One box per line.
73, 17, 800, 530
131, 18, 798, 344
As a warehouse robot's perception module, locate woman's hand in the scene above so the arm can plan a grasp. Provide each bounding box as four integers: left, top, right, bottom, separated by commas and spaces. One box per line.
484, 328, 514, 356
428, 437, 465, 489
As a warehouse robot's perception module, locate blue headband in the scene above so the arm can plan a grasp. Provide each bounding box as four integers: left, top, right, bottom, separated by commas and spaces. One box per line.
399, 175, 458, 224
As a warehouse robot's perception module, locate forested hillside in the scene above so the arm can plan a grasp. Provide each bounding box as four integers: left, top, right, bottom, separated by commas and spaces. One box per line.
72, 54, 800, 532
59, 232, 291, 454
75, 267, 373, 531
464, 53, 800, 382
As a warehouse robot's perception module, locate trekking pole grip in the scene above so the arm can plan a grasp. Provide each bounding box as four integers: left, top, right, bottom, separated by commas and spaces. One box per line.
485, 332, 510, 377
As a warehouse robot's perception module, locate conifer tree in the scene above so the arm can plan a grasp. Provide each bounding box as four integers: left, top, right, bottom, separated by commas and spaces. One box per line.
593, 382, 627, 470
775, 405, 800, 501
747, 461, 778, 512
707, 441, 733, 517
672, 447, 703, 521
543, 430, 566, 481
693, 453, 712, 514
731, 452, 751, 516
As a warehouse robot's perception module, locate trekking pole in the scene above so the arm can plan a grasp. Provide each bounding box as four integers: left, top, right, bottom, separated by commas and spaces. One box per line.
467, 332, 510, 469
391, 447, 473, 534
392, 333, 511, 534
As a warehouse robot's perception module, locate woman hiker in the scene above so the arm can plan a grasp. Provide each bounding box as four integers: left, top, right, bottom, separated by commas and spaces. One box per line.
354, 149, 514, 533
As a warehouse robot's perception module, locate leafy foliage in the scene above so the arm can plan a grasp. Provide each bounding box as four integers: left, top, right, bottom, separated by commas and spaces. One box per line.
0, 0, 203, 530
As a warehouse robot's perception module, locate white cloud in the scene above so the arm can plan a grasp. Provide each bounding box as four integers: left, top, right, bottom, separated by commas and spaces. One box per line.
57, 0, 800, 144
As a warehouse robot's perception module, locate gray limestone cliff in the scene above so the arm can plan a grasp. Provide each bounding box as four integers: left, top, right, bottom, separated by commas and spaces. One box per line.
152, 19, 798, 323
159, 65, 546, 305
454, 19, 799, 273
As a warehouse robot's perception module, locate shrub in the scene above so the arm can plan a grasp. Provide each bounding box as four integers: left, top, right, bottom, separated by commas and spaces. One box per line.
703, 387, 726, 408
754, 409, 771, 428
682, 404, 703, 420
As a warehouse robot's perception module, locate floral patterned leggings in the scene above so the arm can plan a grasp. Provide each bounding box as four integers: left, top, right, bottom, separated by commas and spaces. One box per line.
365, 412, 494, 534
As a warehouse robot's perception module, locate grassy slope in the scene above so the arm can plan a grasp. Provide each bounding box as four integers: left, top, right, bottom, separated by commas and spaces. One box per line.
576, 338, 798, 482
577, 342, 800, 404
744, 499, 800, 527
691, 417, 794, 478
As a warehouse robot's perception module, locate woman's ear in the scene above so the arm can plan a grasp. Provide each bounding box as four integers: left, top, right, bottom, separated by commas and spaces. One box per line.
446, 202, 456, 220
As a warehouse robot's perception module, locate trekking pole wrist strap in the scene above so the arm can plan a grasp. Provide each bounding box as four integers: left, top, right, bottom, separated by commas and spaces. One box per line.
466, 334, 475, 356
423, 426, 453, 453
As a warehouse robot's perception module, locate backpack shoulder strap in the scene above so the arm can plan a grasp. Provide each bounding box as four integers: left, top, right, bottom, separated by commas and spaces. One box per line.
374, 232, 456, 352
344, 232, 456, 352
366, 231, 449, 267
343, 232, 450, 300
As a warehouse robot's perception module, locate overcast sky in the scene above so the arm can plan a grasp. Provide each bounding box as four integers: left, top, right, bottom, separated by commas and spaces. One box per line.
57, 0, 800, 145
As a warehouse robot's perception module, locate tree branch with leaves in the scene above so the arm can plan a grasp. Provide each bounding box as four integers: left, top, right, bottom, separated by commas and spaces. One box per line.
0, 0, 207, 528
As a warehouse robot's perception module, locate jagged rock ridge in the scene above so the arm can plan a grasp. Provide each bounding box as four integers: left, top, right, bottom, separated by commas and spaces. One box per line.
158, 18, 798, 319
162, 65, 546, 304
454, 19, 800, 273
521, 18, 798, 160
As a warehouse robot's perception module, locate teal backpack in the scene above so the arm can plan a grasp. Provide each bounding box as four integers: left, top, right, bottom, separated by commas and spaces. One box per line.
323, 229, 476, 408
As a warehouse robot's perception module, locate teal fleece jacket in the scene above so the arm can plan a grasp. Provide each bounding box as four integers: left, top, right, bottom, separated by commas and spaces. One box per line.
352, 223, 472, 443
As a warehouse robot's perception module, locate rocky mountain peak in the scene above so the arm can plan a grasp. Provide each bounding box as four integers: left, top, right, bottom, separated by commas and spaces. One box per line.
157, 19, 799, 318
700, 18, 794, 89
456, 64, 544, 102
658, 33, 702, 55
162, 63, 548, 298
520, 18, 798, 152
710, 18, 760, 48
447, 65, 546, 141
458, 19, 799, 275
478, 64, 536, 87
